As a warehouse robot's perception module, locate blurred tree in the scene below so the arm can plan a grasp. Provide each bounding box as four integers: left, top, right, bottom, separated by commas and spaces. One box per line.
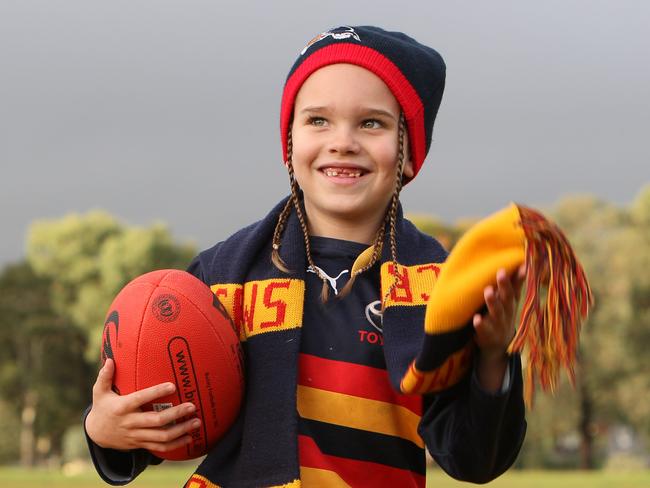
27, 211, 121, 319
0, 400, 20, 464
0, 212, 196, 467
631, 183, 650, 227
407, 213, 475, 250
551, 195, 631, 469
515, 375, 582, 469
0, 262, 91, 466
614, 184, 650, 442
26, 212, 196, 360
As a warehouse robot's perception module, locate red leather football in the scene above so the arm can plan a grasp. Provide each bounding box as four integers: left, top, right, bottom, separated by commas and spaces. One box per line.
100, 269, 244, 460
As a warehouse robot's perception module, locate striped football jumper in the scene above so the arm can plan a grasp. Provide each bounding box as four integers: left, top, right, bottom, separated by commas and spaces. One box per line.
297, 236, 426, 486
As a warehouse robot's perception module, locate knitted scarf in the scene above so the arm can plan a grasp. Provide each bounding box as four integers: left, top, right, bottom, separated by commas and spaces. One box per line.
187, 196, 447, 487
186, 198, 591, 488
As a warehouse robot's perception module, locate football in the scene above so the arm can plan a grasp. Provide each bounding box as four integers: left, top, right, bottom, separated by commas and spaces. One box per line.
101, 269, 244, 460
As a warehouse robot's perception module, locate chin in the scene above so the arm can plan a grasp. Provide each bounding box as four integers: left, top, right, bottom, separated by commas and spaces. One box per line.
331, 202, 385, 223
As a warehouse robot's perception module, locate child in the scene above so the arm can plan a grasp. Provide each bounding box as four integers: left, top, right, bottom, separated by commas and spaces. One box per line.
84, 25, 526, 487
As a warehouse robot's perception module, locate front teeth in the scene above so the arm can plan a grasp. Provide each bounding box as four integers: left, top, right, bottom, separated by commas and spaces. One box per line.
324, 169, 362, 178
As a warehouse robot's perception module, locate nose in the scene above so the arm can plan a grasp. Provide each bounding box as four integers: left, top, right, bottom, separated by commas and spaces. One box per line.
327, 125, 360, 155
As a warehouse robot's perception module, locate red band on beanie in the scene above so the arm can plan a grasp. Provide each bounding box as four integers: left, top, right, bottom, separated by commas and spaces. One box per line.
280, 43, 426, 179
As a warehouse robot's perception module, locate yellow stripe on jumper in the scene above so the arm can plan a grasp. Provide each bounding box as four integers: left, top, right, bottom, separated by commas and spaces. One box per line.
211, 279, 304, 341
186, 474, 301, 488
300, 467, 350, 487
297, 385, 424, 448
380, 262, 443, 308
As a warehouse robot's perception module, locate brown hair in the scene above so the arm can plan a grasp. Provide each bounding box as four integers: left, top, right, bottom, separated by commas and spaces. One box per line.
271, 114, 408, 303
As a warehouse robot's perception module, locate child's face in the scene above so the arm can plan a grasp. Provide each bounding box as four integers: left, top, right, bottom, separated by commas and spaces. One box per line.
291, 63, 413, 239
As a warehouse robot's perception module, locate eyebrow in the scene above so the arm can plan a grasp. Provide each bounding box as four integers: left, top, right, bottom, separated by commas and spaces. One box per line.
298, 106, 331, 115
298, 106, 398, 121
362, 108, 398, 121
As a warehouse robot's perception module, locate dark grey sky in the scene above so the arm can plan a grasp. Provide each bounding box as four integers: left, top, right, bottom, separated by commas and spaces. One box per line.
2, 0, 649, 266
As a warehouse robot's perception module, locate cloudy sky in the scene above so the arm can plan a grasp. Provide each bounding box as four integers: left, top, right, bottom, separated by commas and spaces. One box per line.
1, 0, 649, 266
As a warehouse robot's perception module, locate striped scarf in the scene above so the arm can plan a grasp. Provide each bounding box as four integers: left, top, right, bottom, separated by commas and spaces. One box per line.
186, 197, 448, 487
185, 198, 590, 487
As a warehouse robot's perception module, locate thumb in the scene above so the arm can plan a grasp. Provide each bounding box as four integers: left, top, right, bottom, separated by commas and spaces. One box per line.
94, 358, 116, 394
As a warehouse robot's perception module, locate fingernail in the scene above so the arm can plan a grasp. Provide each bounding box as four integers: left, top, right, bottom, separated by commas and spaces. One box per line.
191, 419, 201, 428
186, 404, 196, 413
165, 383, 175, 393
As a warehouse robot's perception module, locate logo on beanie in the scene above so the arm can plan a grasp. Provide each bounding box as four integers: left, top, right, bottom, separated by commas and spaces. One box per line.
300, 26, 361, 55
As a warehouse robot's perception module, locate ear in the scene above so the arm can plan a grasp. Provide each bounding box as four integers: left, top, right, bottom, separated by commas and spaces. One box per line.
400, 126, 414, 180
403, 158, 414, 180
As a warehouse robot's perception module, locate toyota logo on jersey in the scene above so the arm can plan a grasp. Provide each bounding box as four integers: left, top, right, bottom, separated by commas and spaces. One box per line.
365, 300, 383, 333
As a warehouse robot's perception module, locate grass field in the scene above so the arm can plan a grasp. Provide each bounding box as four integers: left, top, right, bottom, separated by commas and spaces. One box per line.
1, 466, 650, 487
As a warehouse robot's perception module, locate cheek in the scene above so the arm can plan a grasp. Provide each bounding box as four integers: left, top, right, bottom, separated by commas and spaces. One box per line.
288, 133, 315, 189
290, 130, 318, 167
373, 139, 401, 172
289, 153, 307, 185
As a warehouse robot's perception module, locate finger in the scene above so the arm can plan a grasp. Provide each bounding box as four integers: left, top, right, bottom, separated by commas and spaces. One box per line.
473, 313, 496, 349
138, 434, 194, 455
496, 268, 514, 305
473, 312, 490, 334
473, 312, 482, 329
92, 359, 116, 397
484, 285, 505, 322
124, 382, 176, 410
131, 417, 201, 444
135, 403, 197, 428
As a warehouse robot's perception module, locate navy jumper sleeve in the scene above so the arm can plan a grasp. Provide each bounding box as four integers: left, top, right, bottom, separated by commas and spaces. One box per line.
419, 354, 526, 484
83, 406, 162, 485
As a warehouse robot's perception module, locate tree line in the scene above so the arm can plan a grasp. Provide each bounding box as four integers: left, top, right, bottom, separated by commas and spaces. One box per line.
0, 185, 648, 469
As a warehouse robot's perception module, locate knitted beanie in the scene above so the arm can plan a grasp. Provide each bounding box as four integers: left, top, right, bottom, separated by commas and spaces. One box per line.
280, 25, 446, 180
400, 203, 593, 406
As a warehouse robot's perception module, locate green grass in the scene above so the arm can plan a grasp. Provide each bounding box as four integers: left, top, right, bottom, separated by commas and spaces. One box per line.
0, 466, 649, 487
427, 468, 650, 488
0, 464, 195, 487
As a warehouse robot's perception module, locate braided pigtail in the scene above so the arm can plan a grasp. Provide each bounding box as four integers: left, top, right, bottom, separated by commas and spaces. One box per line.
340, 113, 408, 301
271, 128, 297, 273
382, 113, 407, 307
282, 131, 332, 302
337, 223, 386, 298
270, 197, 293, 273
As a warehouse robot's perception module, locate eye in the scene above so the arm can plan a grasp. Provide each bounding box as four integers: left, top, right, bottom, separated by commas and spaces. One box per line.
308, 116, 327, 127
361, 119, 383, 129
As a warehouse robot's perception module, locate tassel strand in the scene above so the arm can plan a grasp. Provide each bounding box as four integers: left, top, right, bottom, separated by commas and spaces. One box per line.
509, 205, 593, 406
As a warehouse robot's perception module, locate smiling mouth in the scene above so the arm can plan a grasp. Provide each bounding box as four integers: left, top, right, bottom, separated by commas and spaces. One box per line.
321, 167, 365, 178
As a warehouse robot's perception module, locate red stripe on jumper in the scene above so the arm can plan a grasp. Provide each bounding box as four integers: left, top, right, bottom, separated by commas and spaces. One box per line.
298, 353, 421, 416
299, 434, 425, 488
